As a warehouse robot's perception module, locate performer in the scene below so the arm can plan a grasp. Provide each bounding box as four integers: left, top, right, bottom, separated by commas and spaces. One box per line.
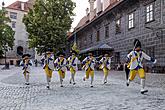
99, 52, 112, 84
41, 48, 54, 89
67, 50, 78, 85
54, 51, 67, 87
82, 52, 95, 87
126, 39, 157, 94
20, 54, 33, 85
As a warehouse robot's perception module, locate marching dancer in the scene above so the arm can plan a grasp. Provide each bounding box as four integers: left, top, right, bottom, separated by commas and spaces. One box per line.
67, 50, 78, 85
82, 52, 96, 87
54, 51, 67, 87
126, 39, 157, 94
20, 54, 33, 85
41, 48, 54, 89
99, 52, 112, 84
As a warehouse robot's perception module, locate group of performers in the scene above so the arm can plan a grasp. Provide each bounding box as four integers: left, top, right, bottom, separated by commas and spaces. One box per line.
20, 39, 157, 94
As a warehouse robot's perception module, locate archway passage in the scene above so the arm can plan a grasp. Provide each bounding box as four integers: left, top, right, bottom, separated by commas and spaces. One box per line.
17, 46, 23, 56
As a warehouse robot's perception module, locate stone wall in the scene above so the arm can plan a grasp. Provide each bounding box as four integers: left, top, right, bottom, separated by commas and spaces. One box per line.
73, 0, 165, 72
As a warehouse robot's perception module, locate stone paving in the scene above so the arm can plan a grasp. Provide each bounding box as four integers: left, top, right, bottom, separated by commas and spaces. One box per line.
0, 66, 165, 110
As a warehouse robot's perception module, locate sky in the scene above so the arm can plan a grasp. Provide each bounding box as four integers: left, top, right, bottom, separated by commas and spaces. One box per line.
0, 0, 89, 30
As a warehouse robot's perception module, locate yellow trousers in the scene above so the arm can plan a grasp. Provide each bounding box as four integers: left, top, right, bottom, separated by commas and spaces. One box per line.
70, 67, 76, 74
129, 68, 145, 81
85, 68, 94, 79
23, 71, 27, 79
58, 69, 65, 79
103, 67, 109, 77
44, 65, 53, 78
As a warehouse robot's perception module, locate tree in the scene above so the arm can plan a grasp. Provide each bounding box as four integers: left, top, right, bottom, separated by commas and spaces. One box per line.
0, 8, 15, 57
23, 0, 75, 54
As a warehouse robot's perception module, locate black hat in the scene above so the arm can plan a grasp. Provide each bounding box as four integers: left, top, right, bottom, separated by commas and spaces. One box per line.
22, 54, 31, 58
88, 51, 93, 56
46, 48, 53, 54
71, 50, 78, 55
103, 51, 109, 55
134, 39, 141, 49
57, 51, 65, 56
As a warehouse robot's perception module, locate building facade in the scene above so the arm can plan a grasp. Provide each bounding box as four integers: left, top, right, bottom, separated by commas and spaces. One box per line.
68, 0, 165, 73
0, 0, 35, 65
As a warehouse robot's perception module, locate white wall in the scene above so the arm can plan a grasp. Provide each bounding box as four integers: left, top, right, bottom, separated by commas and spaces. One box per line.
5, 8, 35, 60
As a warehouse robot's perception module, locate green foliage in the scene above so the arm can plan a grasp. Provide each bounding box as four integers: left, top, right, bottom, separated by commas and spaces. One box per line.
0, 9, 15, 57
23, 0, 75, 54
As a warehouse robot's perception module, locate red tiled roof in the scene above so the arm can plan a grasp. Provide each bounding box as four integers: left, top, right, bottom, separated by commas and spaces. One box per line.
67, 32, 72, 37
6, 1, 32, 12
75, 15, 89, 30
75, 8, 97, 30
68, 0, 124, 39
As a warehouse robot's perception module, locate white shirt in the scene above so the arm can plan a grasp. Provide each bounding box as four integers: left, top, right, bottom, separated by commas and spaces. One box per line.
82, 56, 95, 71
127, 51, 151, 70
41, 54, 54, 70
54, 57, 67, 72
67, 56, 78, 71
100, 57, 111, 70
20, 60, 33, 73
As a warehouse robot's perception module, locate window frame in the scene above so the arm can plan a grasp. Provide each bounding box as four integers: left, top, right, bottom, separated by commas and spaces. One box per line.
105, 25, 109, 38
115, 18, 121, 34
10, 12, 17, 19
96, 30, 100, 42
90, 34, 93, 43
146, 3, 155, 23
128, 12, 135, 29
11, 21, 16, 28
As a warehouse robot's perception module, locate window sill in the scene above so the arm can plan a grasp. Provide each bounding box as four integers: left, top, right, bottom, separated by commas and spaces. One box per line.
145, 19, 155, 24
128, 27, 135, 31
115, 32, 121, 35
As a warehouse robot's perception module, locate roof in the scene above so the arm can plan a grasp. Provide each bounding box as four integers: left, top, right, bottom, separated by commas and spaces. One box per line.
69, 0, 124, 39
75, 15, 89, 30
80, 43, 114, 54
6, 1, 32, 12
75, 7, 97, 30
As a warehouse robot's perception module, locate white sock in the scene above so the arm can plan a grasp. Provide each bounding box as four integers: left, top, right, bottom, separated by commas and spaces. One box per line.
141, 79, 146, 91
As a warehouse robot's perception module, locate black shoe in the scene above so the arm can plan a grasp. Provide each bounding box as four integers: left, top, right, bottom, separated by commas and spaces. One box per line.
73, 82, 76, 85
83, 77, 85, 81
60, 85, 63, 87
69, 81, 72, 84
104, 81, 107, 84
90, 85, 93, 88
141, 90, 148, 94
126, 82, 129, 87
46, 85, 50, 89
25, 83, 29, 85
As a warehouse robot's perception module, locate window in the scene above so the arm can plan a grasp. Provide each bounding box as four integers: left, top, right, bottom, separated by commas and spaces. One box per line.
11, 21, 16, 28
105, 25, 109, 38
128, 13, 134, 29
79, 38, 82, 48
90, 34, 93, 43
96, 30, 100, 41
116, 19, 121, 33
10, 12, 17, 19
84, 36, 87, 46
146, 4, 154, 22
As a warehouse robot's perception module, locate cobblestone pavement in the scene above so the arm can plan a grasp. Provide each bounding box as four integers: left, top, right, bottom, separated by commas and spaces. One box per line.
0, 66, 165, 110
